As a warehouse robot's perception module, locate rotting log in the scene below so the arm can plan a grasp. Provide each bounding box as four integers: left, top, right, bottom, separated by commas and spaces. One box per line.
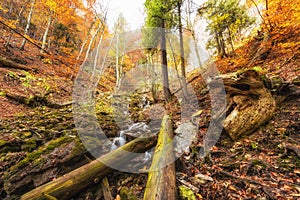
101, 177, 114, 200
4, 90, 73, 109
21, 136, 157, 200
209, 70, 277, 140
0, 56, 31, 71
143, 115, 177, 200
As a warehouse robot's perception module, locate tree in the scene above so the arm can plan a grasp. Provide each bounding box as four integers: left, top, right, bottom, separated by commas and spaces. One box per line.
176, 0, 189, 99
20, 0, 35, 50
144, 0, 177, 102
113, 13, 128, 90
199, 0, 255, 57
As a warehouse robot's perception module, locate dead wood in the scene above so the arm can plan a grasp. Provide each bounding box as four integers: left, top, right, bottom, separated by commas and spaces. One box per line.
209, 70, 277, 140
143, 115, 178, 200
21, 136, 157, 200
0, 56, 31, 71
101, 177, 114, 200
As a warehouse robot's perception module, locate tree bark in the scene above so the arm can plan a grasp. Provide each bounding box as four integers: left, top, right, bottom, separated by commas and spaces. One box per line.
161, 19, 171, 102
83, 19, 102, 62
143, 115, 177, 200
20, 0, 35, 50
177, 1, 189, 100
77, 18, 96, 60
21, 136, 157, 200
41, 15, 52, 53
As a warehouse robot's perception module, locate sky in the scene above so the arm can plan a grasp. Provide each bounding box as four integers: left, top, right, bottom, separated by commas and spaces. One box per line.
106, 0, 146, 30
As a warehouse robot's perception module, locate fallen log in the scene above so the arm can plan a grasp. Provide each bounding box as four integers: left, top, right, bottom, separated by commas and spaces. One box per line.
143, 115, 178, 200
21, 136, 157, 200
0, 56, 31, 71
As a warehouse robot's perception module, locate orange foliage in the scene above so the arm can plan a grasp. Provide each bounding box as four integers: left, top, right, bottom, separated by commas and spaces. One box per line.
264, 0, 300, 36
215, 0, 300, 75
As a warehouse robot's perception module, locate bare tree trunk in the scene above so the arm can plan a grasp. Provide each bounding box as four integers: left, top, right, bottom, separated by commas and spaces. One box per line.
20, 0, 35, 50
77, 18, 96, 60
115, 32, 120, 88
41, 15, 52, 53
227, 28, 235, 53
5, 32, 13, 48
177, 1, 189, 100
184, 0, 202, 68
161, 19, 171, 102
83, 19, 102, 62
18, 1, 28, 26
148, 53, 159, 103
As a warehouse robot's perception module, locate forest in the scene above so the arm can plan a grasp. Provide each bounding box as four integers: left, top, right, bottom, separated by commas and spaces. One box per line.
0, 0, 299, 199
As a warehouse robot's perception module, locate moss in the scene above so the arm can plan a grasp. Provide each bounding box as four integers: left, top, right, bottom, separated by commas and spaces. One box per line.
178, 185, 196, 200
252, 159, 267, 169
10, 136, 72, 171
0, 139, 7, 147
0, 91, 6, 97
23, 131, 32, 138
69, 137, 86, 157
120, 187, 138, 200
22, 139, 37, 152
95, 99, 113, 115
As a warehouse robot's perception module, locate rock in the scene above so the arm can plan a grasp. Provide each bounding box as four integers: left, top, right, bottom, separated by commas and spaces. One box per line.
174, 122, 198, 157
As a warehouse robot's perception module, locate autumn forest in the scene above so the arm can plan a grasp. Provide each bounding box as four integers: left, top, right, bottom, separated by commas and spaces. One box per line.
0, 0, 299, 199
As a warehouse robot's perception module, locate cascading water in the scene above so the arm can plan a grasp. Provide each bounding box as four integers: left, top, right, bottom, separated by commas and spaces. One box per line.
110, 122, 154, 162
110, 131, 126, 151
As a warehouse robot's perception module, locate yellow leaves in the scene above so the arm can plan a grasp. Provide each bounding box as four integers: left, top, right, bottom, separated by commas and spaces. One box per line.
45, 0, 58, 12
7, 19, 18, 29
265, 0, 300, 30
0, 4, 9, 13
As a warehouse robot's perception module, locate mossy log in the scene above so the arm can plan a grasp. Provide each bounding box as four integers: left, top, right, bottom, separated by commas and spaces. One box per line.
210, 70, 277, 140
21, 136, 157, 200
143, 115, 177, 200
4, 90, 72, 108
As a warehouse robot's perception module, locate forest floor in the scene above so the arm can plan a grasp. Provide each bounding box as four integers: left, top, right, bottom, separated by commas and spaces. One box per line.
0, 25, 299, 199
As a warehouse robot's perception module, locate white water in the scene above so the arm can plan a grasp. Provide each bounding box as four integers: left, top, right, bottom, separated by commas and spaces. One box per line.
110, 131, 126, 151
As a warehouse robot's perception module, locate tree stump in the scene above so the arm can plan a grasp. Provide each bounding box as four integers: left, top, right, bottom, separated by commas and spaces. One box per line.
210, 70, 276, 140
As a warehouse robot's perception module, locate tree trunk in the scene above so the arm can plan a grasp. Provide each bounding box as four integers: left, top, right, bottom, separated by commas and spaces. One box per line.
227, 28, 235, 53
77, 18, 96, 60
219, 32, 227, 58
21, 136, 157, 200
41, 15, 52, 53
20, 0, 35, 50
161, 19, 171, 102
115, 32, 120, 88
143, 115, 177, 200
177, 1, 189, 100
83, 19, 102, 62
92, 12, 108, 77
